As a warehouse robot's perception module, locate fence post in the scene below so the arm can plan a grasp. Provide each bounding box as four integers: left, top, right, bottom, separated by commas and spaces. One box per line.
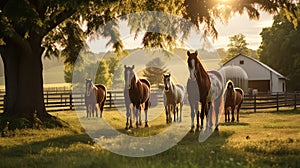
109, 91, 112, 109
70, 94, 73, 110
254, 95, 256, 113
276, 93, 279, 111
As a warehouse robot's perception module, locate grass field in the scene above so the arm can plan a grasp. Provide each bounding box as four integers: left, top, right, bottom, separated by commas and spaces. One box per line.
0, 108, 299, 168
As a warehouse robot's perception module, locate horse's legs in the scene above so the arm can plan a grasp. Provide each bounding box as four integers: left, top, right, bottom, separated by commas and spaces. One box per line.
91, 104, 94, 117
173, 105, 176, 122
96, 103, 100, 118
135, 105, 140, 128
86, 105, 89, 118
176, 106, 179, 122
231, 106, 235, 122
179, 102, 183, 122
237, 103, 242, 122
125, 104, 130, 129
100, 102, 105, 118
165, 105, 168, 124
190, 103, 195, 132
144, 100, 149, 127
199, 101, 206, 130
206, 101, 213, 129
214, 97, 222, 131
139, 106, 142, 126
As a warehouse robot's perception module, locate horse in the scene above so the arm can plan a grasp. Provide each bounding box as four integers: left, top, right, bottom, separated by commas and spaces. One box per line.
163, 73, 185, 124
187, 51, 211, 132
124, 65, 151, 128
124, 65, 134, 129
224, 80, 244, 122
85, 79, 107, 118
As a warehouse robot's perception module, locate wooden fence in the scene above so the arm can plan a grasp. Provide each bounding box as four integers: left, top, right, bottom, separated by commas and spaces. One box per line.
0, 89, 299, 113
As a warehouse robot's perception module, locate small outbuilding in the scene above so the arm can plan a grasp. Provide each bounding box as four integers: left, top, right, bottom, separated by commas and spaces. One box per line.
222, 54, 287, 93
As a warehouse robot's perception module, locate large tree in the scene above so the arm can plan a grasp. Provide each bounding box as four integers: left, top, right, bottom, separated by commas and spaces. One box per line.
0, 0, 298, 129
259, 8, 300, 91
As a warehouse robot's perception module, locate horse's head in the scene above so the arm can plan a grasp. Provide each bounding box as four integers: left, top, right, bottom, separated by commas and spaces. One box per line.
124, 65, 136, 89
163, 73, 171, 92
187, 51, 199, 80
85, 79, 93, 96
226, 80, 235, 96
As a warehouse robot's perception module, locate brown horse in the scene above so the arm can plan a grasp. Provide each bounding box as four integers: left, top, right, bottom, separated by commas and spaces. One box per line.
85, 79, 107, 118
224, 80, 244, 122
187, 51, 211, 131
124, 65, 151, 128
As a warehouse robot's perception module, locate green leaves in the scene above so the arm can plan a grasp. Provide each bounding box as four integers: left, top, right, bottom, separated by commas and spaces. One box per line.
259, 8, 300, 91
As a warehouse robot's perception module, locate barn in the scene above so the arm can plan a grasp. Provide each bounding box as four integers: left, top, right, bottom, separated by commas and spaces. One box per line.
222, 54, 287, 94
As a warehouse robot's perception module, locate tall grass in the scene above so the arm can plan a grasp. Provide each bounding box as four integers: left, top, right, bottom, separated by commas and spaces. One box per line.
0, 109, 299, 168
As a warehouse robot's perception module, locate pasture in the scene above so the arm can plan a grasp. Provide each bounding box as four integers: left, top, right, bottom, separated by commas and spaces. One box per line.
0, 108, 299, 168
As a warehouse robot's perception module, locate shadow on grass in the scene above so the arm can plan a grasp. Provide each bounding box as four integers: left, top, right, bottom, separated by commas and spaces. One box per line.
1, 133, 92, 157
242, 109, 300, 115
219, 122, 249, 126
270, 109, 300, 115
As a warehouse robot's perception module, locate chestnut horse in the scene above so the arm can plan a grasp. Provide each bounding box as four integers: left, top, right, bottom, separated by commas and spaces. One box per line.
224, 80, 244, 122
187, 51, 211, 132
85, 79, 107, 118
124, 65, 151, 128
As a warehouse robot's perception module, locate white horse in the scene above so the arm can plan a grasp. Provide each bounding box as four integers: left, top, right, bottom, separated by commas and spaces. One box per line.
163, 74, 185, 123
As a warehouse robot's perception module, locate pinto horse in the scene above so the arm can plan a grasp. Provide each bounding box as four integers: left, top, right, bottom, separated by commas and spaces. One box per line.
187, 51, 211, 132
163, 73, 185, 124
85, 79, 107, 118
224, 80, 244, 122
124, 65, 151, 128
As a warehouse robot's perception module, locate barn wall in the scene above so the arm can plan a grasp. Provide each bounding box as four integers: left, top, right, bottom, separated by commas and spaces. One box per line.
248, 80, 270, 92
224, 56, 269, 80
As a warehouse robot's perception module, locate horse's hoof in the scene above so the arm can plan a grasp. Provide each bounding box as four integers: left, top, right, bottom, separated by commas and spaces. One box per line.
189, 127, 195, 133
195, 127, 200, 132
129, 125, 133, 129
145, 123, 149, 128
125, 126, 129, 130
215, 126, 219, 131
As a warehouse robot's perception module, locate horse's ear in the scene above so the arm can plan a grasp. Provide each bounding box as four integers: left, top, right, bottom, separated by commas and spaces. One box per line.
132, 65, 135, 69
124, 65, 126, 68
187, 51, 190, 56
168, 73, 171, 77
195, 50, 198, 55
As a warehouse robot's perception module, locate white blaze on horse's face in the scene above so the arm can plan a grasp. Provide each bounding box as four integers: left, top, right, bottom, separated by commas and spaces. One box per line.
86, 80, 92, 96
164, 75, 171, 92
189, 59, 196, 80
125, 69, 131, 89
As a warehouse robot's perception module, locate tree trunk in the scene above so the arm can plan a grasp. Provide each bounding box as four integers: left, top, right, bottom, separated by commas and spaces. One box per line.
0, 34, 52, 127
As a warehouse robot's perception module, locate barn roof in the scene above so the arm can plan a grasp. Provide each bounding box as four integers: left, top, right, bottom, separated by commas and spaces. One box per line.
223, 54, 287, 80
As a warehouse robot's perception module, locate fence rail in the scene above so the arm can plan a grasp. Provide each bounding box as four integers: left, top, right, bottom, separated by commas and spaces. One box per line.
0, 89, 299, 113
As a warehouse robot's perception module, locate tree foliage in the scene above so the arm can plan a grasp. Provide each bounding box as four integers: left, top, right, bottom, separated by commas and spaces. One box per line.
221, 33, 250, 63
143, 57, 168, 87
258, 8, 300, 91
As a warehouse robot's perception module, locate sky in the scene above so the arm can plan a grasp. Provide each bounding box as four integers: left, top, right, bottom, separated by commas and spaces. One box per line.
87, 11, 274, 53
